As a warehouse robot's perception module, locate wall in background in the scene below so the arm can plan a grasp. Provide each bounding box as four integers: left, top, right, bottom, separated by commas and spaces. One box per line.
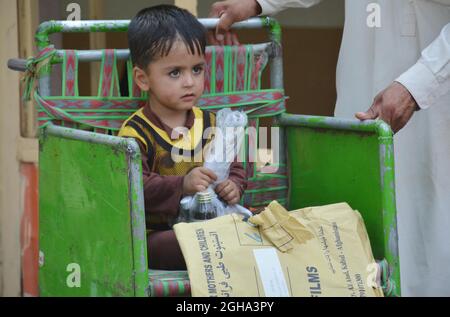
197, 0, 344, 28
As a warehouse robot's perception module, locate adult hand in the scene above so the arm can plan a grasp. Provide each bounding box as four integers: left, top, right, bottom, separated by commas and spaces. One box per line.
209, 0, 262, 44
355, 82, 419, 133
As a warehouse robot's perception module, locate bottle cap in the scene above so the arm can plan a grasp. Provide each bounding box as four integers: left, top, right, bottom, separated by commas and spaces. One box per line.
197, 191, 212, 203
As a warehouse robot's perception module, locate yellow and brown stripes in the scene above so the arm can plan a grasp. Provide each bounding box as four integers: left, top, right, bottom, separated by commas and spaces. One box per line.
122, 108, 214, 175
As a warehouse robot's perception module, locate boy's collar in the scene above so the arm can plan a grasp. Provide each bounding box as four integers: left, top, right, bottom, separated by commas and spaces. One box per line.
142, 102, 195, 140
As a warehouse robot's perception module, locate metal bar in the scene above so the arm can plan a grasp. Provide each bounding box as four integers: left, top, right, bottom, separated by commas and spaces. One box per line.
36, 20, 130, 49
8, 44, 272, 70
126, 138, 149, 297
378, 135, 401, 296
266, 18, 286, 204
35, 17, 276, 49
44, 123, 125, 146
38, 68, 51, 97
48, 43, 272, 63
7, 58, 27, 72
200, 18, 264, 29
36, 17, 265, 34
278, 113, 393, 137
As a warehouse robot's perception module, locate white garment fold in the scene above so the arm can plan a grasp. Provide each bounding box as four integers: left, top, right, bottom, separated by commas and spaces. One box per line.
258, 0, 450, 296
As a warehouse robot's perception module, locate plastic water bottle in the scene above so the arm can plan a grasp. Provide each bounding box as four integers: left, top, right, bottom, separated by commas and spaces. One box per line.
191, 191, 217, 222
178, 196, 192, 223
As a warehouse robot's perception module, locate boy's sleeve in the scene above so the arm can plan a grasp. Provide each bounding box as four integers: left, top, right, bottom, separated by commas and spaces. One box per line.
137, 141, 184, 218
395, 23, 450, 110
119, 123, 184, 217
228, 161, 248, 197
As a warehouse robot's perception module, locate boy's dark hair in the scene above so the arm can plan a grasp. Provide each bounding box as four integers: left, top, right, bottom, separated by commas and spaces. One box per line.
128, 5, 207, 69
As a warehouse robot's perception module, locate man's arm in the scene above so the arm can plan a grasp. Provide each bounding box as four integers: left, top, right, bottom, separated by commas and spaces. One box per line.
356, 23, 450, 133
395, 23, 450, 110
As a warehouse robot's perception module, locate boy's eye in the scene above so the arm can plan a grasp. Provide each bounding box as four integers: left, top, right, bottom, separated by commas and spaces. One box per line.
193, 65, 203, 75
169, 69, 180, 78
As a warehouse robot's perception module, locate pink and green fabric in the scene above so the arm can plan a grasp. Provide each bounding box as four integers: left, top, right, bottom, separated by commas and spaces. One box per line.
31, 46, 288, 209
148, 270, 191, 297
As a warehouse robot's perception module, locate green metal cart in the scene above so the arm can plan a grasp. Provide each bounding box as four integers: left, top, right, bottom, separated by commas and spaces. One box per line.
9, 17, 400, 297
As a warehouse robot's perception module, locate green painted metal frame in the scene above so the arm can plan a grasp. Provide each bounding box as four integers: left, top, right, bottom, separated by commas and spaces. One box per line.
279, 113, 400, 296
39, 124, 149, 296
34, 18, 284, 97
35, 17, 285, 297
34, 17, 401, 297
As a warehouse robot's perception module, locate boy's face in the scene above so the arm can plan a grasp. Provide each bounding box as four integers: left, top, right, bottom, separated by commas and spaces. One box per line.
134, 40, 205, 112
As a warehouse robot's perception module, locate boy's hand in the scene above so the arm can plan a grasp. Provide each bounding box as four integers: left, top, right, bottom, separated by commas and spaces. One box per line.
215, 179, 241, 205
183, 167, 217, 195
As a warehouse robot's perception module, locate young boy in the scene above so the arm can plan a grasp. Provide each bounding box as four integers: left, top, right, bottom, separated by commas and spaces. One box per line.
119, 5, 247, 270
